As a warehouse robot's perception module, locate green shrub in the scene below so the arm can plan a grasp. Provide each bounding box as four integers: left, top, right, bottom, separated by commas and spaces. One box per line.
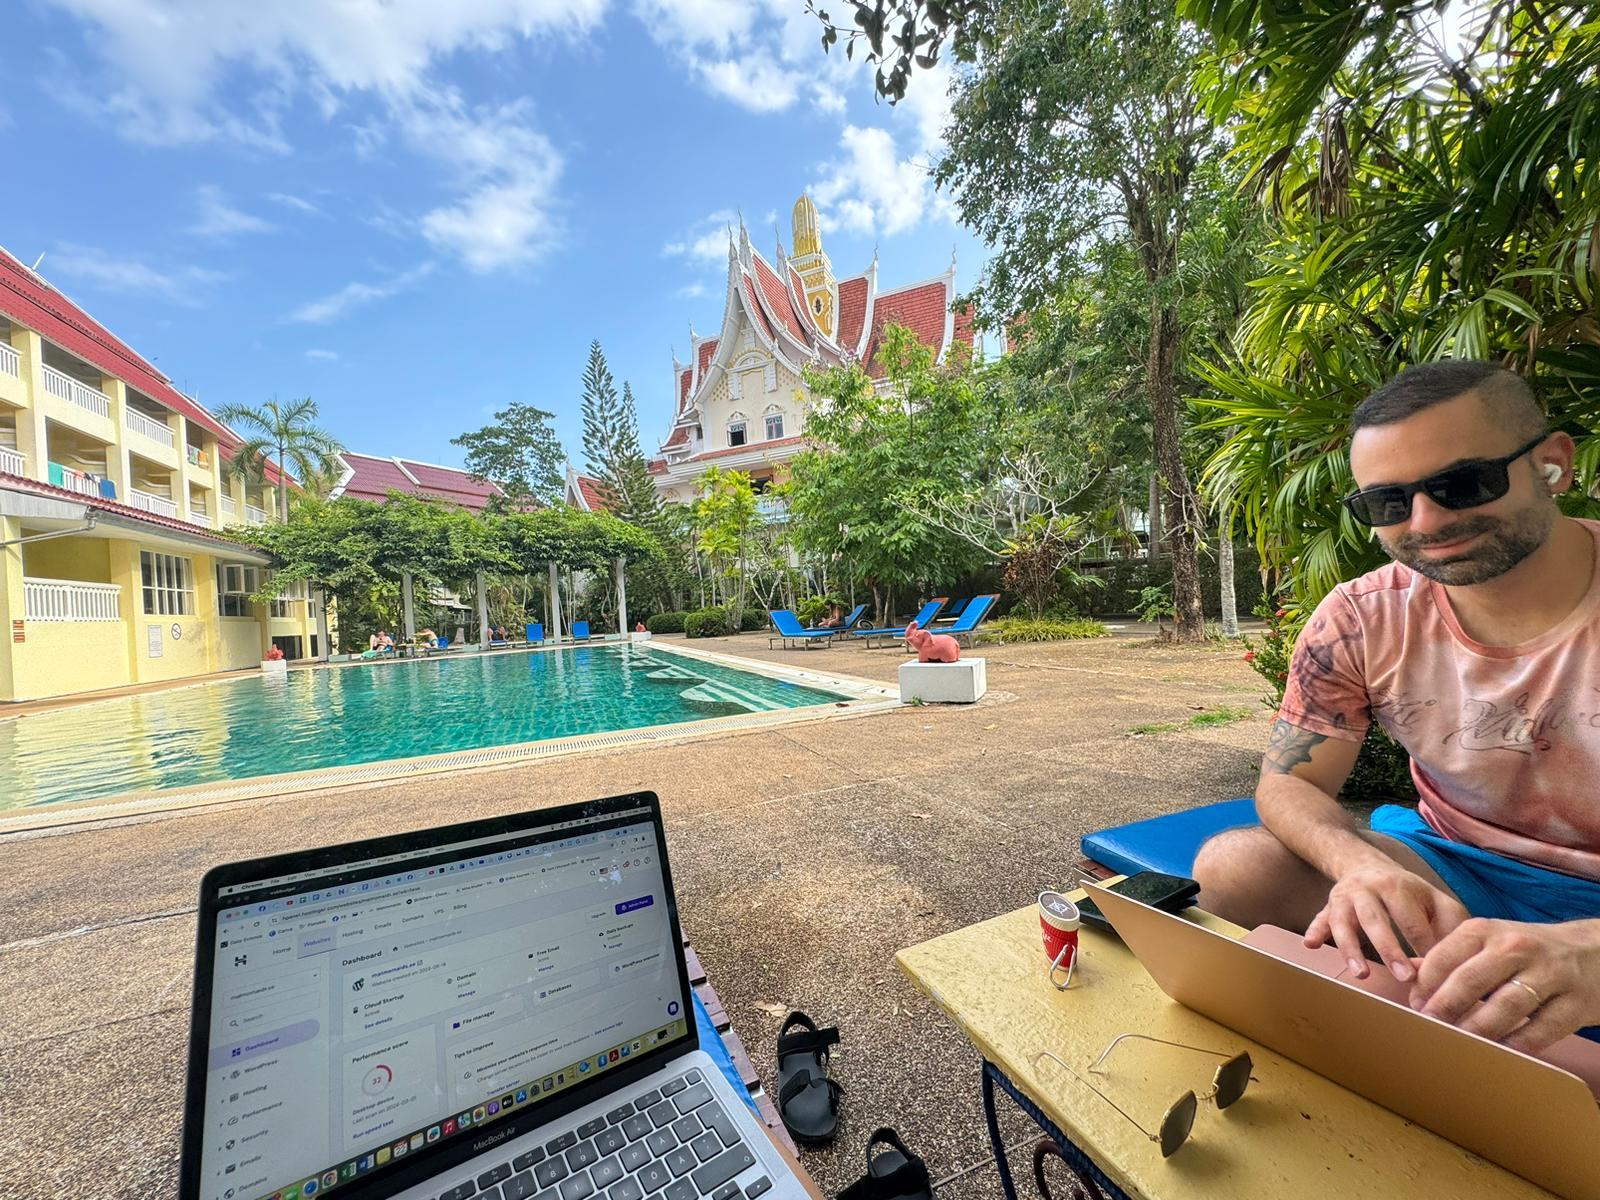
741, 607, 767, 631
646, 611, 687, 635
989, 616, 1110, 643
1059, 545, 1267, 617
684, 607, 730, 638
796, 595, 832, 625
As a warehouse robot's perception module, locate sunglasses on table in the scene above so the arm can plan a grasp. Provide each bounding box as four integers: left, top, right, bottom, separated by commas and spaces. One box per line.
1342, 433, 1548, 528
1034, 1034, 1254, 1158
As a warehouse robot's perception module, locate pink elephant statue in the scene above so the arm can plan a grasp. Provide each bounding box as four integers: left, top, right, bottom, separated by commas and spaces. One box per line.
905, 620, 960, 663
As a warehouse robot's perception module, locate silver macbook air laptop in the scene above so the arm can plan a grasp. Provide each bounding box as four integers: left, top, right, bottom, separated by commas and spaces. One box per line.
180, 792, 806, 1200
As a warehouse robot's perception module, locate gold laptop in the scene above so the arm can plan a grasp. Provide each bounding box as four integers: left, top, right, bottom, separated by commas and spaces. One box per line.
1085, 882, 1600, 1200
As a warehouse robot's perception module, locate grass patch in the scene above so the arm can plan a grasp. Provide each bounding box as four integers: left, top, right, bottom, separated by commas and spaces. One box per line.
1129, 705, 1254, 736
986, 616, 1110, 643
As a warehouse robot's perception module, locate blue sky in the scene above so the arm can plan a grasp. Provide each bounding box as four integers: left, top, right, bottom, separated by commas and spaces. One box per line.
0, 0, 990, 472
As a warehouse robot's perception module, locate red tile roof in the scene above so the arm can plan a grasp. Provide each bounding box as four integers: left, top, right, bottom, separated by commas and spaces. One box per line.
336, 453, 500, 512
677, 365, 693, 411
662, 425, 690, 449
0, 470, 258, 546
571, 473, 614, 512
865, 279, 951, 377
0, 246, 284, 484
695, 337, 718, 380
836, 275, 869, 353
752, 256, 810, 346
679, 435, 806, 464
647, 458, 667, 475
742, 278, 777, 343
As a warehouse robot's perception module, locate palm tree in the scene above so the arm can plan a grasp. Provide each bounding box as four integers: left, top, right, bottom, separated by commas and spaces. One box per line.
217, 397, 344, 522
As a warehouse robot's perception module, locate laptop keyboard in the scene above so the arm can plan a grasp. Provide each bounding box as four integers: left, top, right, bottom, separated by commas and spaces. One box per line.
439, 1070, 771, 1200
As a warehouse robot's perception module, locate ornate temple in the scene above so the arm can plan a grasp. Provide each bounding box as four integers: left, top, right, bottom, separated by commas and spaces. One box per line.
648, 194, 973, 504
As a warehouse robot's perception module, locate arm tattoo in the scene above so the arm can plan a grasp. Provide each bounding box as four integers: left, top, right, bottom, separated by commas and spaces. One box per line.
1263, 719, 1329, 775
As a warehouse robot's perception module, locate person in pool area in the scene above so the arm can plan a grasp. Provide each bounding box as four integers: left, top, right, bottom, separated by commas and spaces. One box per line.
1194, 359, 1600, 1054
418, 627, 438, 649
815, 602, 846, 629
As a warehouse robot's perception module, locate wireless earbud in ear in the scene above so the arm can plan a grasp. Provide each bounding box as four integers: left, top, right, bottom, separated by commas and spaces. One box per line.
1542, 463, 1564, 487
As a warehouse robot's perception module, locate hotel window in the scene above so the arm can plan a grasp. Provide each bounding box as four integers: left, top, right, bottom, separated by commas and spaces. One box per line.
727, 420, 747, 448
764, 412, 785, 440
142, 551, 194, 616
217, 564, 260, 617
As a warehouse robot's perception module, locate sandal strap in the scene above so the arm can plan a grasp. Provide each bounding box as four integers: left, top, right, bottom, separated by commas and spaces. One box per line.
777, 1025, 840, 1059
836, 1158, 929, 1200
779, 1070, 843, 1109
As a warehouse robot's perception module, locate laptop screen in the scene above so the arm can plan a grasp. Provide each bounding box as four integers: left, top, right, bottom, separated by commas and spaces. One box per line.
188, 798, 693, 1200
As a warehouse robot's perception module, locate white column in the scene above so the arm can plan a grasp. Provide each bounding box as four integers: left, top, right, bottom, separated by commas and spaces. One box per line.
402, 572, 417, 644
547, 562, 563, 642
476, 569, 490, 650
615, 556, 628, 640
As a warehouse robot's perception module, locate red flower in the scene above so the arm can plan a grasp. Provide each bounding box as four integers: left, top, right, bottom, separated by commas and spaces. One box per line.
1242, 650, 1256, 663
1276, 672, 1287, 681
1274, 608, 1287, 619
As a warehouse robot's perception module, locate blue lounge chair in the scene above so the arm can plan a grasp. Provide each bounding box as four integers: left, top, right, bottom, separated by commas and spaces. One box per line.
766, 610, 839, 649
572, 620, 591, 641
927, 593, 999, 647
936, 597, 970, 623
525, 622, 545, 645
850, 596, 949, 647
834, 602, 868, 632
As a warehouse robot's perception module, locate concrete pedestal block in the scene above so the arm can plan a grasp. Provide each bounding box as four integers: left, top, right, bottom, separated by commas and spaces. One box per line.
899, 657, 987, 704
260, 659, 288, 677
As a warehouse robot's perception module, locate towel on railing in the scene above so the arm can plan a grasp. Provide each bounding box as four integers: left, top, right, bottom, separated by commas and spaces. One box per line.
99, 478, 117, 499
48, 461, 66, 488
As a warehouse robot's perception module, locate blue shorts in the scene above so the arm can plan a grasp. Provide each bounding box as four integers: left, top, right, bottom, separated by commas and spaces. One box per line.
1369, 804, 1600, 1044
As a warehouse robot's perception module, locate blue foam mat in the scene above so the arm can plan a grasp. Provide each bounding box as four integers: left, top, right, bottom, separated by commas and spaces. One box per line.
693, 991, 757, 1114
1081, 798, 1258, 878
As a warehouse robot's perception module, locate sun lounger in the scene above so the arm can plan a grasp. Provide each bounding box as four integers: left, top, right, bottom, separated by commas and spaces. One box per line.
849, 596, 948, 647
572, 620, 591, 641
525, 622, 545, 645
924, 593, 999, 647
766, 610, 839, 649
935, 597, 969, 623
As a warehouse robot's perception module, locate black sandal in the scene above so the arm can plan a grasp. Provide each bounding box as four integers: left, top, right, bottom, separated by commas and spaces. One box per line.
776, 1011, 843, 1145
836, 1129, 933, 1200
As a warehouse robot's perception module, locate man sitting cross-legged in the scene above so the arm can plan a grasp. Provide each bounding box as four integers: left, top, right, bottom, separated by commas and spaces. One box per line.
1194, 359, 1600, 1054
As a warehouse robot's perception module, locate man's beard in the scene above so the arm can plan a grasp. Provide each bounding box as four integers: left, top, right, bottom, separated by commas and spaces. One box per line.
1382, 504, 1553, 585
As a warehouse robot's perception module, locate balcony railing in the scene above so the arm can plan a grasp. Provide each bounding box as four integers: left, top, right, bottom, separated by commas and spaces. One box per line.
129, 488, 179, 518
755, 497, 788, 521
221, 496, 238, 519
41, 364, 111, 419
189, 497, 210, 519
245, 503, 269, 525
24, 577, 122, 623
49, 462, 104, 497
186, 444, 211, 469
0, 342, 18, 378
126, 408, 175, 448
0, 446, 23, 476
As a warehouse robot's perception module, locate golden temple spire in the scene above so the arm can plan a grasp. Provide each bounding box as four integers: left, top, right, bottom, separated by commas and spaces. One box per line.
792, 192, 822, 259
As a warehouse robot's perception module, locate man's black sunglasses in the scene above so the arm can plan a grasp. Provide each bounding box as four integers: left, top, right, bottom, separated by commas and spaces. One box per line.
1343, 434, 1549, 528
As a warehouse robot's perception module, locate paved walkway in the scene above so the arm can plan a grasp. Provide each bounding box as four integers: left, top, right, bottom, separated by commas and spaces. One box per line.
0, 632, 1268, 1200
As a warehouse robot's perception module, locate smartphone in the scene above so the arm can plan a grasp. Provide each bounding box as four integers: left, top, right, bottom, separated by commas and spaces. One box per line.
1077, 871, 1201, 934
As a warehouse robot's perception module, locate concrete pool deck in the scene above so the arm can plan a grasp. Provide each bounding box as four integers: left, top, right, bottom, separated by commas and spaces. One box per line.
0, 631, 1270, 1200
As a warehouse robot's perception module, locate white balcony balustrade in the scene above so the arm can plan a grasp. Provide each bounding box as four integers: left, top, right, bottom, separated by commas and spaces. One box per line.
41, 364, 111, 419
0, 446, 23, 475
24, 577, 122, 622
221, 496, 238, 519
129, 488, 179, 518
245, 503, 268, 524
50, 463, 103, 497
126, 408, 176, 448
0, 342, 18, 377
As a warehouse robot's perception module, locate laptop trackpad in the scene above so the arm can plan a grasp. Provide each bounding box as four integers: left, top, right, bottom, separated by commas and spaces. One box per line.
1244, 924, 1600, 1099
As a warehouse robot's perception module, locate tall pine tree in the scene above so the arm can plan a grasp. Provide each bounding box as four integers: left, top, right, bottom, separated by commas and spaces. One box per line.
579, 340, 626, 509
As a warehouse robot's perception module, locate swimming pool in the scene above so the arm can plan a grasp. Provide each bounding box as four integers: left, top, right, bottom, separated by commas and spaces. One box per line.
0, 644, 861, 812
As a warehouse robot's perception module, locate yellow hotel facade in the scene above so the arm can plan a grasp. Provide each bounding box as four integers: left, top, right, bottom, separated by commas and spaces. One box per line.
0, 246, 322, 703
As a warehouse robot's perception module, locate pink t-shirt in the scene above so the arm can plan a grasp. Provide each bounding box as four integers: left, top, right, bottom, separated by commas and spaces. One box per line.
1278, 519, 1600, 881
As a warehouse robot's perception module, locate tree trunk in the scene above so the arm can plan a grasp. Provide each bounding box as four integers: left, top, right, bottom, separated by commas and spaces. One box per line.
1148, 297, 1205, 642
1219, 519, 1239, 638
1147, 473, 1161, 562
279, 450, 290, 522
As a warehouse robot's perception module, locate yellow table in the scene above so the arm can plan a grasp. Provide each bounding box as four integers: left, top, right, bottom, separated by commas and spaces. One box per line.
897, 894, 1556, 1200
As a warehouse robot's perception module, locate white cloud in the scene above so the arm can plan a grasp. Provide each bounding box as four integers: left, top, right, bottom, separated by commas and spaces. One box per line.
38, 1, 599, 272
305, 348, 340, 360
47, 244, 227, 305
663, 210, 736, 265
188, 184, 275, 239
288, 262, 435, 323
677, 282, 708, 299
696, 53, 800, 113
268, 192, 320, 215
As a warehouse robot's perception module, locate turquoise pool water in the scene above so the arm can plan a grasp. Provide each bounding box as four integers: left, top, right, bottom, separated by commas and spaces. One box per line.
0, 644, 852, 810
